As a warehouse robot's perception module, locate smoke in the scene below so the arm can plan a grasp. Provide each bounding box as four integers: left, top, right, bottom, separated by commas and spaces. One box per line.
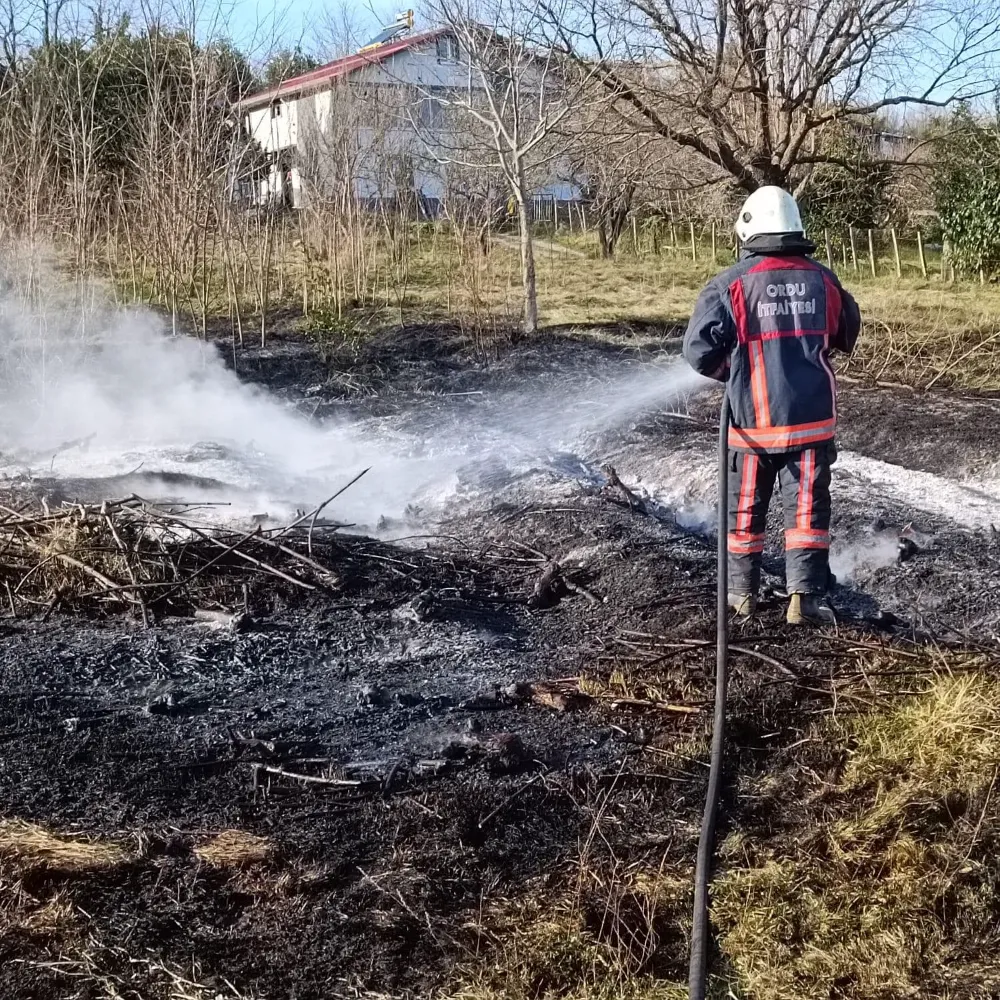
0, 293, 711, 530
830, 532, 901, 585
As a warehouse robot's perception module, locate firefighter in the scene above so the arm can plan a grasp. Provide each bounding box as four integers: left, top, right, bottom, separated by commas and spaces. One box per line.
682, 187, 861, 626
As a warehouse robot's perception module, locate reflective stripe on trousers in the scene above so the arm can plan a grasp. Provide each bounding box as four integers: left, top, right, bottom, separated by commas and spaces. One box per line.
727, 444, 834, 595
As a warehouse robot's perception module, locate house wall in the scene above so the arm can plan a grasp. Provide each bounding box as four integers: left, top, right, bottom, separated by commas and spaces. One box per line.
246, 37, 463, 157
246, 99, 299, 155
243, 35, 581, 209
350, 38, 471, 90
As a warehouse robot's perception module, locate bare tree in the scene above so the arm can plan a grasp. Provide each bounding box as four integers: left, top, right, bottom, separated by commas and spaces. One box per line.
422, 0, 598, 335
548, 0, 1000, 194
294, 76, 417, 316
314, 0, 368, 60
563, 102, 647, 256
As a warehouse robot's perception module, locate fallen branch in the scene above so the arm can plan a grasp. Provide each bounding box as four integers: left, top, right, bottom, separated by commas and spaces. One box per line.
251, 764, 372, 789
617, 632, 799, 678
271, 468, 370, 545
602, 465, 648, 515
0, 490, 360, 616
604, 695, 700, 715
563, 576, 604, 605
193, 609, 250, 630
528, 561, 565, 609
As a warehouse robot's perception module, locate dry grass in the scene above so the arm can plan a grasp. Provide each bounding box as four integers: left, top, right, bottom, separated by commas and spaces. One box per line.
0, 884, 81, 948
194, 830, 274, 869
442, 897, 688, 1000
16, 892, 77, 934
442, 803, 695, 1000
403, 230, 1000, 390
0, 494, 345, 616
0, 819, 128, 875
403, 232, 718, 332
144, 957, 260, 999
713, 663, 1000, 1000
441, 647, 1000, 1000
579, 664, 702, 709
114, 221, 1000, 391
0, 822, 123, 957
844, 670, 1000, 791
23, 949, 261, 1000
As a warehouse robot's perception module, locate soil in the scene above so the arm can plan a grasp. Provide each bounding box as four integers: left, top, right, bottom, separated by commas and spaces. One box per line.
1, 324, 997, 999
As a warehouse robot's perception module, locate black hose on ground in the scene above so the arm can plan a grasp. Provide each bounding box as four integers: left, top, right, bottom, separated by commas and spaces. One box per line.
688, 394, 731, 1000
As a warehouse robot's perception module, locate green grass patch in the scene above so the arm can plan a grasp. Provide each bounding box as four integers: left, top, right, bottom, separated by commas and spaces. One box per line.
714, 665, 1000, 1000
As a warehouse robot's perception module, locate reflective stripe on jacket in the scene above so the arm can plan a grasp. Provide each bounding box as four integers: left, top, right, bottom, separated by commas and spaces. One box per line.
682, 238, 861, 454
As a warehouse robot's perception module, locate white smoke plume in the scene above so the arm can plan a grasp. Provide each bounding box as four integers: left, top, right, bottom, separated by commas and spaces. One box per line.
830, 532, 902, 585
0, 289, 711, 531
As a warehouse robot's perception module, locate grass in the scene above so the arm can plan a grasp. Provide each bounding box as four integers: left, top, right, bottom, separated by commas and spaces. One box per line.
429, 232, 1000, 391
713, 664, 1000, 1000
15, 224, 1000, 997
441, 870, 691, 1000
295, 226, 1000, 391
91, 218, 1000, 392
436, 649, 1000, 1000
0, 821, 126, 961
0, 823, 274, 998
0, 819, 128, 875
1, 614, 996, 1000
194, 830, 274, 869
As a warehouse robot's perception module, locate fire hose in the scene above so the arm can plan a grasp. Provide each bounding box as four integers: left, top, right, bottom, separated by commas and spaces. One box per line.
688, 393, 731, 1000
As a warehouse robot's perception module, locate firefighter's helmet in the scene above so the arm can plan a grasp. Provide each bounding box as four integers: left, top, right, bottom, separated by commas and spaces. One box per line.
735, 186, 805, 242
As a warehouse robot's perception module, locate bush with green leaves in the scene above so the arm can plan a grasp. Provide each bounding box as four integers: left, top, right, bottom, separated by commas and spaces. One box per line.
798, 119, 903, 236
934, 104, 1000, 276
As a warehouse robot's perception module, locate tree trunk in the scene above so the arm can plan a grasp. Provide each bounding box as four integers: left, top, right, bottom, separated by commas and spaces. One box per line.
514, 163, 538, 336
597, 221, 612, 258
594, 186, 635, 260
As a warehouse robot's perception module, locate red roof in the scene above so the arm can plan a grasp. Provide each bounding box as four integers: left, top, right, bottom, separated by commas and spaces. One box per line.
242, 29, 447, 109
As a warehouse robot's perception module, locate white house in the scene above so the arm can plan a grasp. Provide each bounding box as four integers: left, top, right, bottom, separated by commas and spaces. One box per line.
239, 23, 580, 213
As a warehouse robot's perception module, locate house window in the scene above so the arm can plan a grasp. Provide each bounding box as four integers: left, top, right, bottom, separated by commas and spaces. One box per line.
436, 35, 459, 62
419, 97, 444, 127
270, 102, 282, 119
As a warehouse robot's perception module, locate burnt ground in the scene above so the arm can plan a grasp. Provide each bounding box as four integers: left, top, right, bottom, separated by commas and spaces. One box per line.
2, 325, 1000, 999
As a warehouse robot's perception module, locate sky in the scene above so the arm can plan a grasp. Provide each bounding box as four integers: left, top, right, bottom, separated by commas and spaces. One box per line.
220, 0, 404, 62
209, 0, 994, 114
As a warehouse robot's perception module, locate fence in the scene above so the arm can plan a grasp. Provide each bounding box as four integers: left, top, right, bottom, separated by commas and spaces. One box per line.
607, 219, 961, 282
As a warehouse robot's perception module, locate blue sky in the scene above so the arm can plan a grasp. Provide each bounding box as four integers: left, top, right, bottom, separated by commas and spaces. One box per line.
217, 0, 995, 112
221, 0, 404, 61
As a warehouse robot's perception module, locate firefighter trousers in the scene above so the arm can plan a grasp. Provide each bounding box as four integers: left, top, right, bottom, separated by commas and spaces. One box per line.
727, 443, 834, 596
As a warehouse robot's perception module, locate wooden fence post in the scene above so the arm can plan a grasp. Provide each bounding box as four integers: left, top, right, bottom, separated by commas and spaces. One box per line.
670, 222, 678, 249
916, 230, 927, 278
824, 229, 833, 269
632, 214, 639, 254
849, 227, 859, 272
690, 221, 697, 263
891, 229, 902, 278
867, 229, 877, 278
302, 276, 308, 317
711, 221, 717, 262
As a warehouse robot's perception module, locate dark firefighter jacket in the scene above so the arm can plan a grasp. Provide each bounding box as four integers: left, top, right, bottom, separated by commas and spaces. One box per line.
682, 233, 862, 453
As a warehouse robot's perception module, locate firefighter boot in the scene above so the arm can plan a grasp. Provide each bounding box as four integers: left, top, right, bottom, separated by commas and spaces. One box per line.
728, 593, 758, 618
786, 593, 836, 627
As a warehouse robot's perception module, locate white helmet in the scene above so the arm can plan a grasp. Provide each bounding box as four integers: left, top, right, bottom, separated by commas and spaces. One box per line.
735, 186, 805, 242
